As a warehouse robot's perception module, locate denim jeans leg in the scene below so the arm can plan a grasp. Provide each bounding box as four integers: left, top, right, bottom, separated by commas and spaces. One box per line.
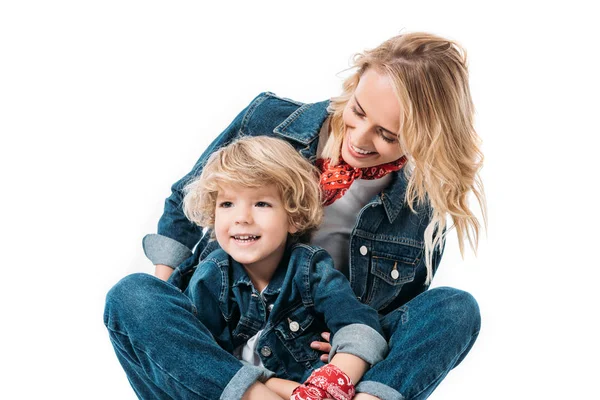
104, 273, 262, 400
356, 287, 481, 400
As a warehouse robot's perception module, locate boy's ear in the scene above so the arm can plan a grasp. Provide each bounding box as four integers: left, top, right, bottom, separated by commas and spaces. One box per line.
288, 222, 299, 234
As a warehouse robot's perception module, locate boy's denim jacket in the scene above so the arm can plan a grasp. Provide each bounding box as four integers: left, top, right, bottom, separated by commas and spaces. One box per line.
172, 244, 388, 383
144, 92, 443, 315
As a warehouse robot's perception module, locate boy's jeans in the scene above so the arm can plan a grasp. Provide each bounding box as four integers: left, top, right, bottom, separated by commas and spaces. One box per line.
104, 273, 480, 400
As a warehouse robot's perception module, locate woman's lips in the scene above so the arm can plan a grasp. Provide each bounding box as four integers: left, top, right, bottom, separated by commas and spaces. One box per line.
347, 139, 376, 159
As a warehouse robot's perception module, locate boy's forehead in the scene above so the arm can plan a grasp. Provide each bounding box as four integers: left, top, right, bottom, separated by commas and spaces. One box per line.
216, 183, 280, 198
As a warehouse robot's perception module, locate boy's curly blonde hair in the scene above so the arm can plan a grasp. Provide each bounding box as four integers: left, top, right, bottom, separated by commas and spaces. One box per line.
183, 136, 323, 243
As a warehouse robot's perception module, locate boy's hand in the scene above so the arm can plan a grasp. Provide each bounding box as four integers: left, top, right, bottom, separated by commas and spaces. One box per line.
310, 332, 331, 362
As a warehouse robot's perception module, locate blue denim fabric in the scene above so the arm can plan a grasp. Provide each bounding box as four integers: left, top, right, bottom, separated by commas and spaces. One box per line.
122, 92, 482, 399
104, 273, 276, 400
176, 244, 387, 383
104, 276, 479, 399
144, 91, 444, 314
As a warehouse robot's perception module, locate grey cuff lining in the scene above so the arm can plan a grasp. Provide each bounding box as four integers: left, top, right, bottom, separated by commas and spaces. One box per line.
220, 365, 276, 400
329, 323, 389, 365
142, 234, 192, 268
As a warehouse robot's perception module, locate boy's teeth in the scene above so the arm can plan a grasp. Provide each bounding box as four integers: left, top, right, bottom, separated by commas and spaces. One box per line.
234, 235, 258, 240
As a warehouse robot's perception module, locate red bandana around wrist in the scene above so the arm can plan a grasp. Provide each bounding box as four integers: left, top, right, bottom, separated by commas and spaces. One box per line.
316, 155, 407, 206
291, 364, 355, 400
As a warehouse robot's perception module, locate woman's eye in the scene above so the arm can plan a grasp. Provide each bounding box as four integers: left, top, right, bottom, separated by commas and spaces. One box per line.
378, 129, 398, 144
218, 201, 233, 208
351, 106, 365, 118
255, 201, 271, 208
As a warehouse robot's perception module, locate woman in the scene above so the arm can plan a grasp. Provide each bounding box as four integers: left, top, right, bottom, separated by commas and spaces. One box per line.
105, 32, 486, 400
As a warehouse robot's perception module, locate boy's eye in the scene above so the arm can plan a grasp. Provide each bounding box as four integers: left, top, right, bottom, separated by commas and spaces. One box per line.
255, 201, 271, 208
218, 201, 233, 208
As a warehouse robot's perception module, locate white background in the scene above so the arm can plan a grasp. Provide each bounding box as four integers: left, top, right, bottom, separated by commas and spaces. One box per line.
1, 1, 598, 399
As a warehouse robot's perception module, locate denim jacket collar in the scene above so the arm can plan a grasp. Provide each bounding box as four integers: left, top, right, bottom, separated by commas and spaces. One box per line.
274, 98, 410, 224
273, 100, 331, 146
380, 171, 410, 223
229, 251, 290, 296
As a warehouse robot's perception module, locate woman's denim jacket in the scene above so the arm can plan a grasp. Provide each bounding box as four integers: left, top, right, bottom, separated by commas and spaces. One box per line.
173, 243, 388, 383
143, 92, 444, 316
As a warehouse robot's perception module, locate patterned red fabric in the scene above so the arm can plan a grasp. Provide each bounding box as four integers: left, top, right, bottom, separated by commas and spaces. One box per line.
290, 383, 329, 400
316, 156, 407, 206
290, 364, 355, 400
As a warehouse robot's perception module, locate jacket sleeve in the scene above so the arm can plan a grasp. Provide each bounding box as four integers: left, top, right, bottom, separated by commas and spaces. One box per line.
305, 249, 388, 366
142, 93, 269, 268
183, 261, 229, 342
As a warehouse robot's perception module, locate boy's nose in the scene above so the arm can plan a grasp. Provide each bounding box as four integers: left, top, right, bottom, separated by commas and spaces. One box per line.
234, 208, 253, 224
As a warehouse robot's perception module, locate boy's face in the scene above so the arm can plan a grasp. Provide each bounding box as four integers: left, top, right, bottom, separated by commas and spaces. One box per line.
214, 183, 297, 272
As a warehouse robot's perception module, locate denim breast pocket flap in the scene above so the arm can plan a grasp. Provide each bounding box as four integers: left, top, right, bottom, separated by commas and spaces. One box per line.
371, 248, 420, 286
274, 306, 315, 340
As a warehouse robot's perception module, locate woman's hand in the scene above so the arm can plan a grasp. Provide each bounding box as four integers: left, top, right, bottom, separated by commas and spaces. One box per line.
310, 332, 331, 362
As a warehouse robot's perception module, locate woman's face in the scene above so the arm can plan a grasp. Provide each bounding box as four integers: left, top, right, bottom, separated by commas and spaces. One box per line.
341, 68, 404, 169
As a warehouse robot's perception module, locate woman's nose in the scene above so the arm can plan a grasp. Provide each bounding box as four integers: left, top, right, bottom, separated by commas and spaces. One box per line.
350, 124, 374, 144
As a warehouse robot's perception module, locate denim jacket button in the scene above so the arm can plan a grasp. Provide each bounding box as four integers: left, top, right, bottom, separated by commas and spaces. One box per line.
360, 246, 368, 256
260, 346, 272, 357
289, 321, 300, 332
267, 303, 274, 312
391, 270, 400, 279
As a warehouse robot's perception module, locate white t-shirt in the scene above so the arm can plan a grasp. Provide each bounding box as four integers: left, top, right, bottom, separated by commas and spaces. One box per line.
311, 175, 390, 277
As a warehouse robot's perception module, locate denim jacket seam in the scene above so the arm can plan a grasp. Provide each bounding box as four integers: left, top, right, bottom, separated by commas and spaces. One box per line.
353, 230, 425, 248
273, 104, 315, 145
241, 93, 272, 131
294, 244, 322, 308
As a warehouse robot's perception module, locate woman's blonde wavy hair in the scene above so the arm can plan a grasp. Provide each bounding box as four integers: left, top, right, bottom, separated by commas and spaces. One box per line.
183, 136, 323, 243
323, 32, 487, 284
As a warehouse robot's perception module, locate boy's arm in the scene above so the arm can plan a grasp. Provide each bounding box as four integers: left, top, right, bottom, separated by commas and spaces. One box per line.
270, 354, 369, 400
184, 261, 230, 339
305, 249, 389, 372
328, 352, 369, 388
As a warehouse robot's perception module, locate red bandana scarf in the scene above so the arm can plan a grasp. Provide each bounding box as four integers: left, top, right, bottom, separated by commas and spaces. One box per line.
316, 155, 407, 206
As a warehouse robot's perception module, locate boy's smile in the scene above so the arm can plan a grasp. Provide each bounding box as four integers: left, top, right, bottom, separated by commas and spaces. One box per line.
214, 183, 297, 283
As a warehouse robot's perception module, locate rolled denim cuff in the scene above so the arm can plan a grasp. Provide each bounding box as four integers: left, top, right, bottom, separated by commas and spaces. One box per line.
329, 324, 388, 366
142, 234, 192, 268
355, 381, 405, 400
220, 364, 276, 400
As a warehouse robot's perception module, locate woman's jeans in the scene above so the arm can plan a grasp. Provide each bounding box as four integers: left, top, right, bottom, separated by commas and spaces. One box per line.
104, 273, 480, 400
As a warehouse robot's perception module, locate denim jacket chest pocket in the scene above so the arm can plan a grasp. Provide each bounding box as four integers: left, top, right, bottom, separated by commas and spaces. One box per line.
366, 242, 422, 311
273, 305, 322, 364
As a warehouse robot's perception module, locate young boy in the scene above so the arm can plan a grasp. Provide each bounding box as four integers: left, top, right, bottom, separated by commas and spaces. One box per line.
174, 136, 387, 399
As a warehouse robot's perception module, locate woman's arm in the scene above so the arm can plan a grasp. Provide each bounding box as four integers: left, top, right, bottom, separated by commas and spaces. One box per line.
154, 264, 174, 280
242, 382, 285, 400
264, 377, 301, 399
144, 94, 268, 270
